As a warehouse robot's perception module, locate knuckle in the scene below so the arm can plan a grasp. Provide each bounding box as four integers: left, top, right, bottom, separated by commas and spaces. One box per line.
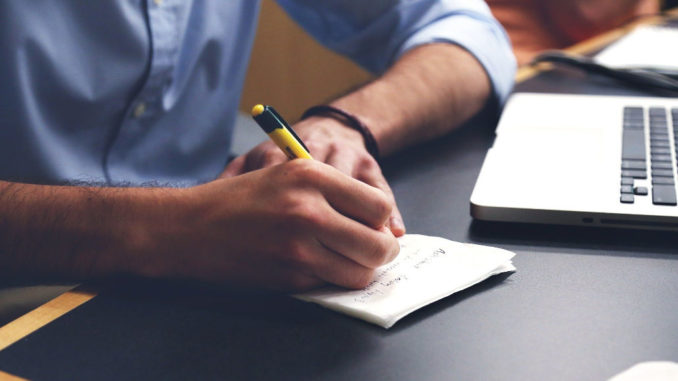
285, 158, 323, 183
284, 199, 324, 229
359, 155, 379, 170
283, 240, 311, 267
373, 194, 393, 220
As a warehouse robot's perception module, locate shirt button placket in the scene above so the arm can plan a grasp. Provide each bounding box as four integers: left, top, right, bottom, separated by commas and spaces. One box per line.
104, 0, 180, 182
133, 102, 147, 118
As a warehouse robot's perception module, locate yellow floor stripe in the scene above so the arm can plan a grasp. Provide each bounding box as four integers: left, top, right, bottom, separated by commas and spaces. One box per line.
0, 288, 97, 352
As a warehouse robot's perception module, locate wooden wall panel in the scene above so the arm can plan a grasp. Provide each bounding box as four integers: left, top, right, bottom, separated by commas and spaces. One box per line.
239, 0, 373, 122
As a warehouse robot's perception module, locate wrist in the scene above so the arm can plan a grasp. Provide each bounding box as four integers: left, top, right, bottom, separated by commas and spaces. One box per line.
301, 105, 380, 161
296, 115, 365, 145
117, 186, 192, 279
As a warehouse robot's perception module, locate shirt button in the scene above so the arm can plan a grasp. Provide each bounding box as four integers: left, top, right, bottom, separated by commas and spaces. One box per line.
133, 103, 146, 118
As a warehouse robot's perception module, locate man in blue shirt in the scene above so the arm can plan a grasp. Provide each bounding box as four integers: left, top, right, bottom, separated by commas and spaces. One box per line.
0, 1, 514, 290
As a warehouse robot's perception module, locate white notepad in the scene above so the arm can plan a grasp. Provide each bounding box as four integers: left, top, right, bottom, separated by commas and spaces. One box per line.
295, 234, 516, 329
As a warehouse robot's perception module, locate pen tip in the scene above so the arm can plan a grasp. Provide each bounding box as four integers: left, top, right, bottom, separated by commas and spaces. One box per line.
251, 104, 265, 117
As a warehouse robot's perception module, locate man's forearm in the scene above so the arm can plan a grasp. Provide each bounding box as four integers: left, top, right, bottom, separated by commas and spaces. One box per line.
0, 160, 402, 291
330, 43, 491, 157
0, 180, 171, 280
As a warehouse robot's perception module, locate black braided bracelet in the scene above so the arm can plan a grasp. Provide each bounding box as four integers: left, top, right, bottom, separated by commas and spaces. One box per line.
300, 105, 380, 161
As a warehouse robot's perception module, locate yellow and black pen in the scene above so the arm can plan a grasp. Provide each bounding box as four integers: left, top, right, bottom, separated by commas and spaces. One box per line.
251, 104, 313, 160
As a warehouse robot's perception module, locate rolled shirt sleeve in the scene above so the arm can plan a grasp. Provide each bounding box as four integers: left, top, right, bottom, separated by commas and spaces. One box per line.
276, 0, 516, 105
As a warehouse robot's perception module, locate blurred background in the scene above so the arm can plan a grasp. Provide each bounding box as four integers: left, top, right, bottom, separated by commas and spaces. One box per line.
240, 0, 678, 121
239, 0, 373, 123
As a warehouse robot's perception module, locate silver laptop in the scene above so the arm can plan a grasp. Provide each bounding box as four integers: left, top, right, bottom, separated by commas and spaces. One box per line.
470, 92, 678, 230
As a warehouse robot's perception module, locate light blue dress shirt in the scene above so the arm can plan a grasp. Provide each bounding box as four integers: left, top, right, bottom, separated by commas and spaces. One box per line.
0, 0, 515, 187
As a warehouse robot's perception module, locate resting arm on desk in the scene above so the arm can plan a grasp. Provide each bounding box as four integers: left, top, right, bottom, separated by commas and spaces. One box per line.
223, 0, 516, 235
0, 166, 399, 291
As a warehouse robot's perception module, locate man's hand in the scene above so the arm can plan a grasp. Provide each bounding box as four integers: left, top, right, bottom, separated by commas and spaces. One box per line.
221, 117, 406, 237
158, 159, 400, 291
222, 43, 494, 241
0, 161, 398, 291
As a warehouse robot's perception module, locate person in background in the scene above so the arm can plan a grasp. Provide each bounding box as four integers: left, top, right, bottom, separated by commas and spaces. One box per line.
0, 1, 515, 292
488, 0, 660, 65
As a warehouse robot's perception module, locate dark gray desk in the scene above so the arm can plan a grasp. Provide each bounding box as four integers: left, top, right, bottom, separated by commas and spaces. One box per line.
1, 69, 677, 381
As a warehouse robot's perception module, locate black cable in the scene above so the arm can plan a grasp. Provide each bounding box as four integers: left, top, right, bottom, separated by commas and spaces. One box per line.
530, 50, 678, 94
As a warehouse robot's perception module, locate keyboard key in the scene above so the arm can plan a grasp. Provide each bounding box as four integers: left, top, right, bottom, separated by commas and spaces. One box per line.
624, 106, 643, 115
634, 186, 649, 195
622, 170, 647, 179
622, 160, 646, 170
620, 194, 635, 204
651, 154, 672, 162
653, 177, 675, 185
621, 185, 634, 194
651, 147, 671, 155
649, 107, 667, 116
651, 162, 673, 170
652, 169, 674, 178
650, 141, 670, 149
621, 177, 634, 185
624, 121, 644, 129
652, 185, 677, 205
622, 129, 646, 160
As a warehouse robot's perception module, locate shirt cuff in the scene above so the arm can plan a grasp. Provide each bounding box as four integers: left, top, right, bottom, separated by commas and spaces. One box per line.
396, 12, 517, 107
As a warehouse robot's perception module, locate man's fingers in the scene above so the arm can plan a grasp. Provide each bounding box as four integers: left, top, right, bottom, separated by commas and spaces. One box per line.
356, 163, 406, 237
305, 239, 380, 289
238, 142, 288, 173
316, 169, 392, 229
254, 147, 287, 169
325, 146, 359, 177
315, 208, 400, 269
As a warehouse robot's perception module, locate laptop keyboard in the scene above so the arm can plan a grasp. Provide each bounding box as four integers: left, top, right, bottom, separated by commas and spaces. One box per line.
621, 106, 678, 205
